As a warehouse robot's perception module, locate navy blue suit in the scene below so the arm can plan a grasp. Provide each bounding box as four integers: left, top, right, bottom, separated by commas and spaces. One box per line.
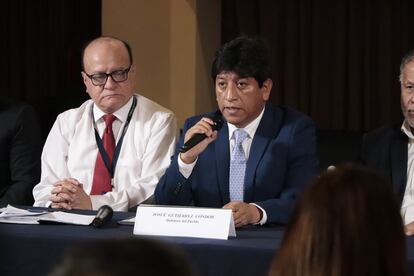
0, 98, 42, 207
361, 125, 407, 204
155, 104, 318, 224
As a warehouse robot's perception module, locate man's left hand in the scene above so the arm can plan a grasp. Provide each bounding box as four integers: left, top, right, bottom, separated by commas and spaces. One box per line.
68, 183, 92, 210
223, 201, 261, 228
405, 221, 414, 236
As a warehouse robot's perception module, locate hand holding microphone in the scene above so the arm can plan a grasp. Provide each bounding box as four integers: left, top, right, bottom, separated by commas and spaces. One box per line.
179, 112, 224, 154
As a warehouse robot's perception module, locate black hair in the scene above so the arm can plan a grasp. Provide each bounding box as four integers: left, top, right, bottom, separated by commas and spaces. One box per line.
211, 36, 272, 87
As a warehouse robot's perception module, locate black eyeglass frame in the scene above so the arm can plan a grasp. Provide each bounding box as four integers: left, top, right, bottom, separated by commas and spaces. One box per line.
84, 66, 132, 86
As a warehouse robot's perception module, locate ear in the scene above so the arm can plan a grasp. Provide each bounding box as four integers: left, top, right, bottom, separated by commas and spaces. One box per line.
81, 71, 88, 85
261, 79, 272, 101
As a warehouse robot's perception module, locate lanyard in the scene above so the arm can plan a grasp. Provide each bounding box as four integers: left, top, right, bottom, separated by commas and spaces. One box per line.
92, 96, 137, 179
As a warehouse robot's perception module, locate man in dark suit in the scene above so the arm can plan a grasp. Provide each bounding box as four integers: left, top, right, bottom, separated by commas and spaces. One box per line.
361, 49, 414, 235
0, 98, 42, 207
155, 36, 318, 227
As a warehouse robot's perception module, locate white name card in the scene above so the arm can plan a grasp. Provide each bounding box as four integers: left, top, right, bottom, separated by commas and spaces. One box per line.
133, 205, 236, 240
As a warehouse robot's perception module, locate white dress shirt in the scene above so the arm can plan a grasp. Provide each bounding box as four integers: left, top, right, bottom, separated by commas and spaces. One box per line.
400, 120, 414, 224
178, 108, 268, 224
33, 94, 177, 211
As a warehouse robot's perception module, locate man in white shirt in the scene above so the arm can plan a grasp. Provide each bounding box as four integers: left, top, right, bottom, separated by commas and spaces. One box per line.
361, 49, 414, 235
33, 36, 177, 211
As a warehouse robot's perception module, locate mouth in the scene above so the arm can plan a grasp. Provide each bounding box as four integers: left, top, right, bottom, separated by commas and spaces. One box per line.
223, 106, 241, 114
101, 93, 121, 99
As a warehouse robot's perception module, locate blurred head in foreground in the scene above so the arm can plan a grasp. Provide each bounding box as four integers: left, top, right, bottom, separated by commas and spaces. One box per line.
270, 164, 407, 276
49, 237, 194, 276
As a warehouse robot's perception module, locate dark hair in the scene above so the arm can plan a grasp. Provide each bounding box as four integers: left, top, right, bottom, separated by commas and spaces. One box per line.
211, 36, 271, 87
49, 237, 194, 276
80, 36, 133, 71
270, 164, 407, 276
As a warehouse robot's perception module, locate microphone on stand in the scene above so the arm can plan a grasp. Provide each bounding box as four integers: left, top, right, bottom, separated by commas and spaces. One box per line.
179, 111, 224, 153
92, 205, 113, 228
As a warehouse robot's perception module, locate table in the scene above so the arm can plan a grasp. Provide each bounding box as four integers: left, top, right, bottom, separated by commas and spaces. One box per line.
1, 207, 414, 276
0, 208, 281, 276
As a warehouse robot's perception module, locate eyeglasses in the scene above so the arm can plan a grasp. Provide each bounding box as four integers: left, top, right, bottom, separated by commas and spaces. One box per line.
84, 66, 131, 86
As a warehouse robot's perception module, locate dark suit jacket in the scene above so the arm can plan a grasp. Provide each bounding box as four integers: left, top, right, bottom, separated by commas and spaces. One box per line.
361, 125, 407, 203
155, 104, 318, 224
0, 98, 42, 207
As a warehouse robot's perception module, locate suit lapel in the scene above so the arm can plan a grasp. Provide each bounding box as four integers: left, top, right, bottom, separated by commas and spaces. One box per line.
215, 123, 230, 204
244, 106, 284, 202
391, 130, 408, 202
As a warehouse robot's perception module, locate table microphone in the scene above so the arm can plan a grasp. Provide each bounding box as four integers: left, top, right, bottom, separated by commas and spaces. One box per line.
179, 111, 224, 153
92, 205, 113, 228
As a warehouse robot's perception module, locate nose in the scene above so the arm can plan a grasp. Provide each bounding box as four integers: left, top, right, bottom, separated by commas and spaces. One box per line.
224, 83, 238, 101
104, 74, 117, 89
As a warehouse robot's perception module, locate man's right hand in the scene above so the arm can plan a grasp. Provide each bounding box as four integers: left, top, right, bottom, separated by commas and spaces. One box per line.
180, 117, 219, 164
50, 178, 81, 210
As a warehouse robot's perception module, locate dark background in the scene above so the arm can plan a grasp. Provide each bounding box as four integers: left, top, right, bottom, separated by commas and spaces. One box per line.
2, 0, 414, 139
0, 0, 101, 139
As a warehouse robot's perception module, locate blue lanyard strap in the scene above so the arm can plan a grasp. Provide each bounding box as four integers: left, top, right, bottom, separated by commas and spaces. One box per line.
92, 96, 137, 179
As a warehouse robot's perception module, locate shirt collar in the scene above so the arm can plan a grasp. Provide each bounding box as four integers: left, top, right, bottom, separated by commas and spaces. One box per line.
227, 107, 265, 140
93, 96, 134, 123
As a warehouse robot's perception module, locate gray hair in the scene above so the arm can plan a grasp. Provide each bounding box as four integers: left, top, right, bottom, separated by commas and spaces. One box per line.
399, 49, 414, 83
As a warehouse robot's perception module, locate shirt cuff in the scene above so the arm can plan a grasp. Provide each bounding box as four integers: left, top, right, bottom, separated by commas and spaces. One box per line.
177, 153, 197, 179
250, 203, 267, 225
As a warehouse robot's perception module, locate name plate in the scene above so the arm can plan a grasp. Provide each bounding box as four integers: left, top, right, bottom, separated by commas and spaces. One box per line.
133, 205, 236, 240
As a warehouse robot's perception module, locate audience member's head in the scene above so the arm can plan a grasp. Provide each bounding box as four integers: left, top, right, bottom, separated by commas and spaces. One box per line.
270, 164, 407, 276
49, 237, 194, 276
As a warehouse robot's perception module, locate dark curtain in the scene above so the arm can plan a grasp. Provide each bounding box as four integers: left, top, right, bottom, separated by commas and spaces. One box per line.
0, 0, 101, 137
222, 0, 414, 132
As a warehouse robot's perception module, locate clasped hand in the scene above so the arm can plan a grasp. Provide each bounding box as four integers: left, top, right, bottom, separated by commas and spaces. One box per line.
223, 201, 261, 228
50, 178, 92, 210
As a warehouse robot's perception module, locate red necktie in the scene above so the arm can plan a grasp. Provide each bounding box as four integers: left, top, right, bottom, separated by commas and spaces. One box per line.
91, 114, 116, 195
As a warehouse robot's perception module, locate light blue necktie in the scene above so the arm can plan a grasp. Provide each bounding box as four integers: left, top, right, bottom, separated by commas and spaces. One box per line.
229, 129, 248, 201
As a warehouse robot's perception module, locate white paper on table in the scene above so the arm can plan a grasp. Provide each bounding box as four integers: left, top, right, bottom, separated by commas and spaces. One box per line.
0, 205, 48, 218
0, 216, 40, 224
38, 212, 95, 226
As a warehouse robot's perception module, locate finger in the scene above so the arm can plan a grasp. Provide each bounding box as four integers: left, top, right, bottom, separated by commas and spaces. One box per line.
51, 202, 72, 210
51, 185, 76, 194
61, 182, 78, 193
50, 192, 74, 203
222, 203, 233, 209
50, 195, 66, 203
51, 203, 63, 209
56, 192, 75, 203
200, 117, 215, 125
234, 217, 248, 228
51, 185, 77, 195
53, 180, 66, 187
65, 178, 81, 185
188, 119, 216, 137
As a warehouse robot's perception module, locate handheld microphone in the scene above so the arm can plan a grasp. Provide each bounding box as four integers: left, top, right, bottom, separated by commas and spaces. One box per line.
179, 111, 224, 153
92, 205, 113, 228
